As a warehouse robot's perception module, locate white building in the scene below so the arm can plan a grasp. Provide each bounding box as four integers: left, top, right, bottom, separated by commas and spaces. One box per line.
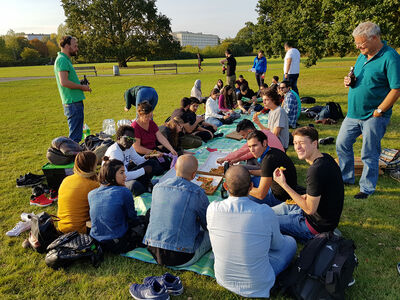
172, 31, 219, 49
25, 34, 51, 41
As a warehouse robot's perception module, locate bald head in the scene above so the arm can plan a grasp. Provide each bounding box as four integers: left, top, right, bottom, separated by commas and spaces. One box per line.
225, 165, 252, 197
175, 154, 198, 180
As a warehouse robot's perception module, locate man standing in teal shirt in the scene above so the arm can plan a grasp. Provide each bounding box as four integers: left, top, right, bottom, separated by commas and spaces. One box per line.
54, 36, 91, 143
336, 22, 400, 199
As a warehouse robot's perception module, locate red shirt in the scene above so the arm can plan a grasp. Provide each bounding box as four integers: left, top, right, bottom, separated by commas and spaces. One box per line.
131, 120, 159, 150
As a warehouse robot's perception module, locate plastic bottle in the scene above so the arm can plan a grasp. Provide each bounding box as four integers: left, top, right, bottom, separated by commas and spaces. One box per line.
102, 119, 116, 136
248, 102, 255, 115
82, 123, 90, 139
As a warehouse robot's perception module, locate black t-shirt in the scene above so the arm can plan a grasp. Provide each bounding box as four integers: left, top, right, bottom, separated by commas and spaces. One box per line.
260, 148, 297, 202
182, 110, 197, 125
305, 153, 344, 233
226, 55, 236, 76
238, 89, 256, 101
171, 108, 185, 119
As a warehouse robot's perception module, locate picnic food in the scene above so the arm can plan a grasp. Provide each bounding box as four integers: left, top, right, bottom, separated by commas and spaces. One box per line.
209, 166, 225, 176
197, 176, 215, 193
145, 149, 159, 158
279, 166, 286, 171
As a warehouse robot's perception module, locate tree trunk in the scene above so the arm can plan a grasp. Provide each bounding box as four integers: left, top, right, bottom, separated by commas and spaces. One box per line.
118, 60, 128, 67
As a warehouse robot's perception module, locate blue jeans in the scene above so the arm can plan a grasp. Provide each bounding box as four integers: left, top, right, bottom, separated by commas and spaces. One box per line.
136, 87, 158, 118
63, 101, 84, 143
287, 73, 299, 96
205, 117, 223, 127
249, 176, 282, 207
272, 203, 314, 243
336, 116, 390, 194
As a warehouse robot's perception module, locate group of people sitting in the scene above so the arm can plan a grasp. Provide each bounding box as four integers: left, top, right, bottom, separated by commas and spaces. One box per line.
56, 79, 344, 298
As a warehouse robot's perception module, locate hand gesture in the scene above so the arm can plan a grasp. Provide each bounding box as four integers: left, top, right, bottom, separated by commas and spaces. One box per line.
273, 168, 287, 186
216, 157, 226, 164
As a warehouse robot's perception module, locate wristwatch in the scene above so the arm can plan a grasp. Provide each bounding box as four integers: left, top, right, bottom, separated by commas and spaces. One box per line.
376, 108, 383, 114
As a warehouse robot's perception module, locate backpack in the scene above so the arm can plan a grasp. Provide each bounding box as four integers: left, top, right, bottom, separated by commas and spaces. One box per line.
28, 212, 60, 253
301, 96, 316, 104
47, 136, 83, 165
326, 102, 344, 120
45, 231, 103, 269
277, 232, 358, 300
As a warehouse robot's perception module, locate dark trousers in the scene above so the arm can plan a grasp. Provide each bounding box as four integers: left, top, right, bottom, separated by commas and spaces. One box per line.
125, 159, 162, 196
287, 73, 299, 96
255, 73, 264, 88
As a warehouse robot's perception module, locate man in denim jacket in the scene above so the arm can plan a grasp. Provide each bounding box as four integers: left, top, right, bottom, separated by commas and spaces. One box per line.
143, 155, 210, 266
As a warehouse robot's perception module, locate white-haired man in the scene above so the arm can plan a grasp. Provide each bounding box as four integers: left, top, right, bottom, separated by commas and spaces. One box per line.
336, 21, 400, 199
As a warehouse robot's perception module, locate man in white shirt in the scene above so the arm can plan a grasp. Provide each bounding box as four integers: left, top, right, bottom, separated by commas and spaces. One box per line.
104, 125, 161, 196
205, 88, 231, 127
283, 41, 301, 96
207, 165, 296, 298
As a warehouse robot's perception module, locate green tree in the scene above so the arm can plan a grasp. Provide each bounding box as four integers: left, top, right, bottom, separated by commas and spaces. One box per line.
46, 40, 59, 58
61, 0, 181, 67
20, 47, 40, 61
29, 38, 48, 57
255, 0, 400, 67
4, 30, 29, 60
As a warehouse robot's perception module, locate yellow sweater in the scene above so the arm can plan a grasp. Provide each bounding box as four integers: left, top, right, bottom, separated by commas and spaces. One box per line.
57, 173, 99, 234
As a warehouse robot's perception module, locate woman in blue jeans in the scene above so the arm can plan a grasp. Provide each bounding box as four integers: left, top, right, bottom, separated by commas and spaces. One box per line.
89, 157, 147, 253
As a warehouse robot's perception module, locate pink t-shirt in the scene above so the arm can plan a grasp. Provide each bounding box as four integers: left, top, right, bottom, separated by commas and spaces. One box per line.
218, 95, 229, 112
131, 120, 159, 150
224, 129, 284, 162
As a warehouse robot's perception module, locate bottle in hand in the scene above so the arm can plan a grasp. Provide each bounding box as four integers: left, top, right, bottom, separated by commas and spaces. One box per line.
346, 67, 356, 87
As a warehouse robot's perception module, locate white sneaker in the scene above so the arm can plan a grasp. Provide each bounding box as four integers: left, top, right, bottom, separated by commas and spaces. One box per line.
6, 221, 31, 237
21, 212, 35, 222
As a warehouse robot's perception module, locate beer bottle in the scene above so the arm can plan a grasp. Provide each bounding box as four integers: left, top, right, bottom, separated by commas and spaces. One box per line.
346, 67, 356, 87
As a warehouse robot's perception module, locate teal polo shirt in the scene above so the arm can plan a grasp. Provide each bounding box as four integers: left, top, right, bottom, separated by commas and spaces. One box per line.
348, 41, 400, 119
54, 52, 85, 105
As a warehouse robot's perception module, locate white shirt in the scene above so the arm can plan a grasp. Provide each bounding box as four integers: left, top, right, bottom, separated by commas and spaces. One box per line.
104, 143, 146, 181
205, 97, 223, 119
284, 48, 300, 74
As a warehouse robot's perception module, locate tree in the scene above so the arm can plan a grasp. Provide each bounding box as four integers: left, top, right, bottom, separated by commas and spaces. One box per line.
29, 38, 48, 57
20, 47, 40, 61
4, 30, 29, 60
61, 0, 181, 67
255, 0, 400, 67
46, 40, 59, 58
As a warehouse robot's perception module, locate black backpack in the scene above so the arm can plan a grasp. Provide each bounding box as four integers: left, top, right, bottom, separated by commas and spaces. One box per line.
326, 102, 344, 120
277, 232, 358, 300
45, 231, 103, 269
28, 212, 60, 253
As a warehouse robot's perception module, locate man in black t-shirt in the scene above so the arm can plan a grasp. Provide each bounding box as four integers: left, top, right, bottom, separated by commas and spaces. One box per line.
272, 126, 344, 243
220, 48, 237, 89
247, 130, 297, 206
237, 84, 257, 113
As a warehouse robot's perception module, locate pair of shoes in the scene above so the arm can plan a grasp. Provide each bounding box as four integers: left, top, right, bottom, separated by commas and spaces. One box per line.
354, 192, 369, 199
30, 194, 54, 207
389, 170, 400, 183
21, 212, 35, 222
129, 273, 183, 299
213, 133, 224, 138
16, 173, 45, 188
6, 220, 32, 237
318, 137, 335, 145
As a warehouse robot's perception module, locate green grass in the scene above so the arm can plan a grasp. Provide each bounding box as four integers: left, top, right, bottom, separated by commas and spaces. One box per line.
0, 56, 399, 299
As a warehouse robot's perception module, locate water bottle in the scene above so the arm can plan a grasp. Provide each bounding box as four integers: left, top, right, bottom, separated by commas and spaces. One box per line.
248, 103, 255, 115
82, 123, 90, 139
102, 119, 116, 136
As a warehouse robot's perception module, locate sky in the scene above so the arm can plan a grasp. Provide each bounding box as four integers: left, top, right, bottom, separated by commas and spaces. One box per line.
0, 0, 259, 39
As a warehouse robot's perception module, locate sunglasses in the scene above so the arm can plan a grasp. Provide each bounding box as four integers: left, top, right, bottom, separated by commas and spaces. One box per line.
122, 135, 136, 142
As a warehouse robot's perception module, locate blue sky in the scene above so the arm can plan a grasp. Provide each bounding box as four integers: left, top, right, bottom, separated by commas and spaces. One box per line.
0, 0, 259, 38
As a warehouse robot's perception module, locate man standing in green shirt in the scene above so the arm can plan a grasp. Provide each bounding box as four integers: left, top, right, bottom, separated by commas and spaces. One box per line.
54, 36, 91, 143
336, 22, 400, 199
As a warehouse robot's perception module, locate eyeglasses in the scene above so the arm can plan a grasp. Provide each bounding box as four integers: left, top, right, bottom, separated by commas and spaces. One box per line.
122, 135, 136, 142
355, 41, 367, 48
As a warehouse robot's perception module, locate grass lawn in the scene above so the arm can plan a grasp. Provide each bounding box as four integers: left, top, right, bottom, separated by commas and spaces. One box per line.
0, 56, 399, 299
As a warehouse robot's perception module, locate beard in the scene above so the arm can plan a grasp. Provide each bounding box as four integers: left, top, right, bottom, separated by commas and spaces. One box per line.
69, 50, 78, 57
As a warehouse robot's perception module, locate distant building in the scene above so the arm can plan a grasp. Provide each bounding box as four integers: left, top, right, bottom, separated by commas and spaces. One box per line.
172, 31, 219, 49
25, 34, 51, 41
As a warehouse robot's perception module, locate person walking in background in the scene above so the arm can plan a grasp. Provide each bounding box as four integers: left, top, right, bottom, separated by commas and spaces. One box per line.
220, 49, 237, 89
252, 50, 267, 88
283, 41, 300, 96
336, 21, 400, 199
197, 53, 203, 72
54, 36, 91, 143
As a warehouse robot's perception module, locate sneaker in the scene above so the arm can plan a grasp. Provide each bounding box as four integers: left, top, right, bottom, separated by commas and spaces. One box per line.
143, 273, 183, 296
354, 192, 369, 199
32, 185, 45, 197
347, 277, 356, 287
214, 133, 224, 138
129, 278, 170, 300
6, 221, 31, 237
49, 189, 58, 201
318, 137, 335, 145
30, 194, 53, 207
389, 170, 400, 183
16, 173, 45, 188
21, 212, 35, 222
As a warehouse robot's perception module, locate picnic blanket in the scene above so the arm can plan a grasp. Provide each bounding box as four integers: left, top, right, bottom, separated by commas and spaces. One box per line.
122, 112, 269, 277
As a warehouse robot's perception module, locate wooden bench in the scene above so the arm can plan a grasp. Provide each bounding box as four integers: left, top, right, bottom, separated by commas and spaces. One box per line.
75, 66, 97, 76
153, 63, 177, 74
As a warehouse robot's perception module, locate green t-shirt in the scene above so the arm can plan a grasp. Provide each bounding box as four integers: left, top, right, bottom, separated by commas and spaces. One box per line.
54, 52, 85, 105
348, 41, 400, 119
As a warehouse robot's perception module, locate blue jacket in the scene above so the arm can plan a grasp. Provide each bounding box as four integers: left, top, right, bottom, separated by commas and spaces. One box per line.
252, 56, 267, 74
88, 185, 138, 242
143, 176, 209, 253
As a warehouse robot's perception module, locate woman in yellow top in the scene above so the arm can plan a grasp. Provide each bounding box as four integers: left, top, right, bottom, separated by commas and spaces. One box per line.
57, 151, 100, 233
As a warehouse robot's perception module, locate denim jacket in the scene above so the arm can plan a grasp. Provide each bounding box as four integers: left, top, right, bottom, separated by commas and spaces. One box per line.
143, 176, 209, 253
